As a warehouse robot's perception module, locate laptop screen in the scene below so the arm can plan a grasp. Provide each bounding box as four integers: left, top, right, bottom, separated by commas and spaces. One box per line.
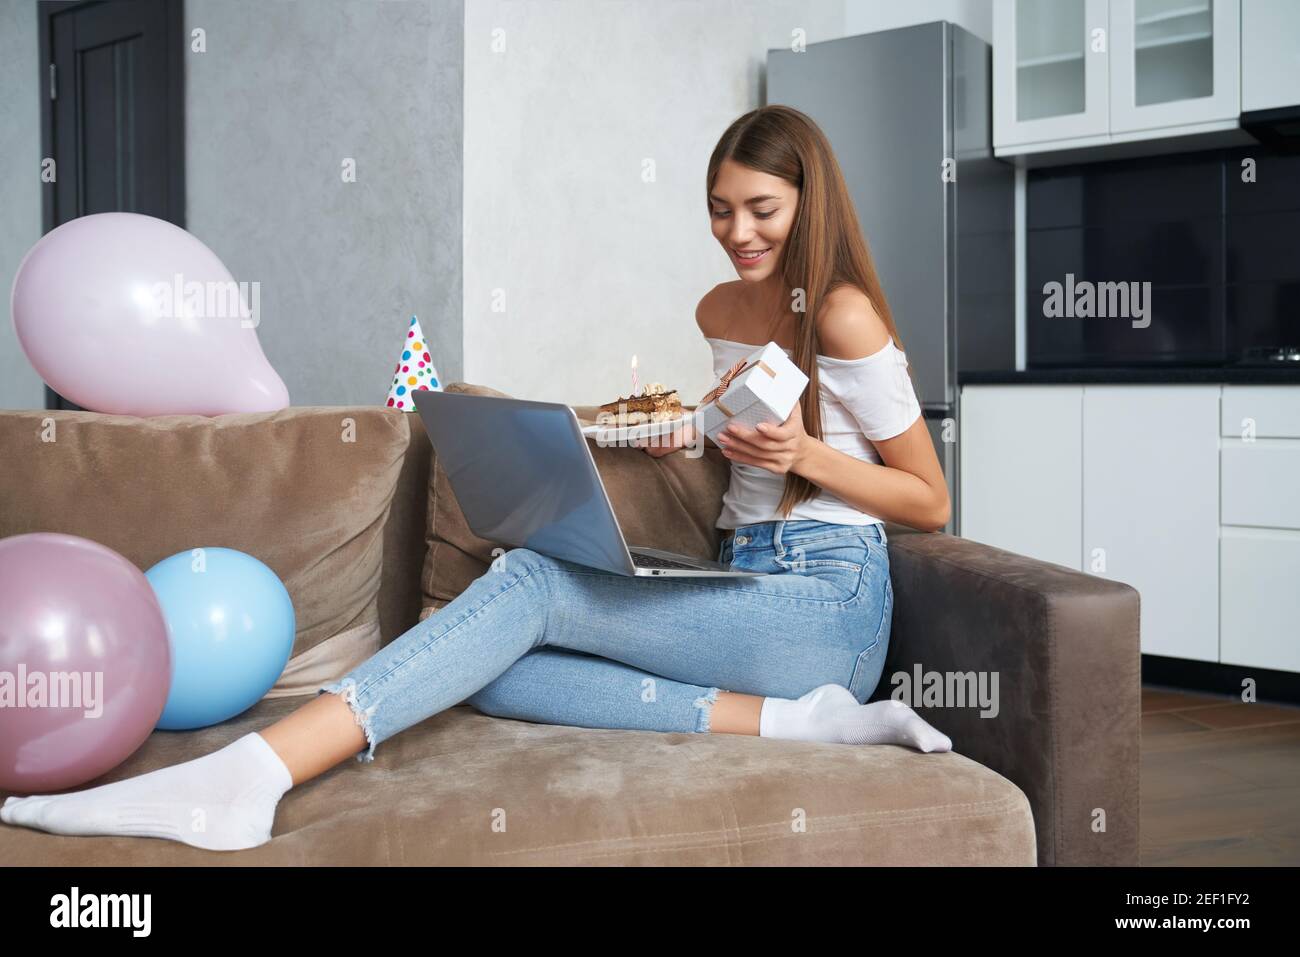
413, 391, 635, 575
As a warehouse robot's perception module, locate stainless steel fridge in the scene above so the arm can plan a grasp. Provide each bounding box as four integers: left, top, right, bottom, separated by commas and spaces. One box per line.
768, 21, 1015, 534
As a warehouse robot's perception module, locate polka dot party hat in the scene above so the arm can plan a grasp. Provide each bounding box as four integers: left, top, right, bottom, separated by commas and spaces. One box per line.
386, 315, 442, 411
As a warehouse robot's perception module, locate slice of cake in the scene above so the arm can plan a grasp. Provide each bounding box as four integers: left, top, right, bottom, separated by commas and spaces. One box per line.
596, 382, 684, 426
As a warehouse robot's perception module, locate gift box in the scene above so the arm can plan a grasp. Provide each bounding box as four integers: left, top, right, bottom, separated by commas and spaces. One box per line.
694, 341, 809, 442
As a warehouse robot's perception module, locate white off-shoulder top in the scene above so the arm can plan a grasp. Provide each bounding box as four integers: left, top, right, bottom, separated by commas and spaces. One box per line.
704, 336, 922, 529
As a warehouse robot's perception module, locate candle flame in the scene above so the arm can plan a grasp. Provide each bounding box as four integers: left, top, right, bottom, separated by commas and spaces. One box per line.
630, 355, 638, 369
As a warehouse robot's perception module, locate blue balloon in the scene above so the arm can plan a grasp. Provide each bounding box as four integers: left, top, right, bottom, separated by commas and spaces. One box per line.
145, 548, 295, 730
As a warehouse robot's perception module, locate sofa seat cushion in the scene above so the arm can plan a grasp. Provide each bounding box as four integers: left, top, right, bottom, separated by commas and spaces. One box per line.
0, 696, 1035, 865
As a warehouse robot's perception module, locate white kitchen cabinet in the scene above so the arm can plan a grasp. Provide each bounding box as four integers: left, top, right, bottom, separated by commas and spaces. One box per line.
959, 385, 1083, 570
1222, 384, 1300, 438
1081, 386, 1221, 661
962, 383, 1300, 670
961, 383, 1221, 662
1109, 0, 1240, 134
1219, 386, 1300, 673
993, 0, 1246, 158
1222, 439, 1300, 530
1241, 0, 1300, 112
993, 0, 1111, 149
1221, 528, 1300, 672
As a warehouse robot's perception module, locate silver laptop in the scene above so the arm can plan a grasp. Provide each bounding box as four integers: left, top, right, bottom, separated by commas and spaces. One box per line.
412, 390, 764, 577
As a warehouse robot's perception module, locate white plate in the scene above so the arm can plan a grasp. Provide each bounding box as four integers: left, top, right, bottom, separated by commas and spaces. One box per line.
580, 411, 694, 445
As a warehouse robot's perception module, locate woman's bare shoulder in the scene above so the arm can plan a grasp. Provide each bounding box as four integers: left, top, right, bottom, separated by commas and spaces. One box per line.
816, 285, 892, 360
695, 281, 743, 338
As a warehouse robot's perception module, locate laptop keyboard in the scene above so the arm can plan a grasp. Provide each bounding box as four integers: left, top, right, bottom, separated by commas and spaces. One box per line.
632, 552, 706, 570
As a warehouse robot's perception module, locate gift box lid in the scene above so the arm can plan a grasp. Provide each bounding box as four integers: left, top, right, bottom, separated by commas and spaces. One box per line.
698, 341, 808, 419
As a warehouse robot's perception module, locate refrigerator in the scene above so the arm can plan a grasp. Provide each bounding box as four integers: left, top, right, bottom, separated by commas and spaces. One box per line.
768, 21, 1015, 534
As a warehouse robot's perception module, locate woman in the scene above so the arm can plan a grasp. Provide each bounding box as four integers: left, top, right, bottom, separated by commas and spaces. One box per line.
1, 105, 952, 852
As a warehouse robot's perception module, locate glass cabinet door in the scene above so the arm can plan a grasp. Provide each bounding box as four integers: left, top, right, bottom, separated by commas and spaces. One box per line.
1110, 0, 1240, 133
994, 0, 1110, 149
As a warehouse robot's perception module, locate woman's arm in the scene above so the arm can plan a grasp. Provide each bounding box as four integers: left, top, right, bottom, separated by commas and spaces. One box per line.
635, 416, 717, 457
790, 418, 950, 531
717, 404, 949, 531
637, 287, 728, 458
715, 286, 951, 532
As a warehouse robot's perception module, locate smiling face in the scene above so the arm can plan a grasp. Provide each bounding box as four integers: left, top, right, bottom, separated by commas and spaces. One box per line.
709, 158, 799, 284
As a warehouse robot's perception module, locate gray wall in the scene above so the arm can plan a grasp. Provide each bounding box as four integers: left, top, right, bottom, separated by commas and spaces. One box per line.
185, 0, 464, 405
0, 0, 464, 410
0, 1, 44, 409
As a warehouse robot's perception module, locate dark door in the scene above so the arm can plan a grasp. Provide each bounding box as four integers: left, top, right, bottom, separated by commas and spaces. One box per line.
37, 0, 184, 410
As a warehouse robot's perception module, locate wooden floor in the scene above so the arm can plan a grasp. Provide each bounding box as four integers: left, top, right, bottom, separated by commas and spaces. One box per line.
1141, 685, 1300, 865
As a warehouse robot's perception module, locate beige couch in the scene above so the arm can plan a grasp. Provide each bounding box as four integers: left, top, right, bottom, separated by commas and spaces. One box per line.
0, 387, 1140, 865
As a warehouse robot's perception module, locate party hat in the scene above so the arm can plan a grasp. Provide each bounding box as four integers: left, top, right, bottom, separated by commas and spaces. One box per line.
385, 315, 442, 410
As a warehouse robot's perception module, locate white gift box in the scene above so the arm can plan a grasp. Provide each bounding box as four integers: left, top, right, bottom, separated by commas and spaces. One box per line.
694, 341, 809, 442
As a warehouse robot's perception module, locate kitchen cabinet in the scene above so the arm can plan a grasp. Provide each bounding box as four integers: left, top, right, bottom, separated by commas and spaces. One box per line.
994, 0, 1244, 160
993, 0, 1110, 150
959, 385, 1083, 569
1241, 0, 1300, 112
1081, 386, 1220, 661
1219, 385, 1300, 673
1110, 0, 1240, 134
962, 382, 1300, 671
1221, 440, 1300, 529
1221, 529, 1300, 672
1222, 385, 1300, 439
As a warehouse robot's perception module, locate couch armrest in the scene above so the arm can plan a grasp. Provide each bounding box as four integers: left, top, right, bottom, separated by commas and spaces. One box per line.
880, 523, 1141, 867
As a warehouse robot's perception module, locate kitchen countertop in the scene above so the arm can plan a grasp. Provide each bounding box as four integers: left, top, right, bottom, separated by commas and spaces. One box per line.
960, 367, 1300, 385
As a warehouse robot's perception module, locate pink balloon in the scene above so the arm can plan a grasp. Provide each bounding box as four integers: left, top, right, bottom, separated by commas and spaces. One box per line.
0, 533, 172, 794
10, 212, 289, 416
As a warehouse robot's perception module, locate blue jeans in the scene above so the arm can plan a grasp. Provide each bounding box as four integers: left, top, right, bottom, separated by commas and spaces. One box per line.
317, 519, 893, 762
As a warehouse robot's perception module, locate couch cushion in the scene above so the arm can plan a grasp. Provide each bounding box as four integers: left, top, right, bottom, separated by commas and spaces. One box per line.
0, 695, 1036, 865
0, 408, 410, 697
420, 382, 732, 616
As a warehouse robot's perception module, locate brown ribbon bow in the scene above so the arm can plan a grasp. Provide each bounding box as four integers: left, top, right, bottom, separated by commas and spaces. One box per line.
700, 359, 775, 418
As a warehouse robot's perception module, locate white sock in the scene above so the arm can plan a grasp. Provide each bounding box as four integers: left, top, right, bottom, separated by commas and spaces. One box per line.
760, 683, 953, 752
0, 732, 293, 851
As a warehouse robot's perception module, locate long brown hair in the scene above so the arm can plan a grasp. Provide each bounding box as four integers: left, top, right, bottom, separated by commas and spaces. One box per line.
706, 104, 910, 517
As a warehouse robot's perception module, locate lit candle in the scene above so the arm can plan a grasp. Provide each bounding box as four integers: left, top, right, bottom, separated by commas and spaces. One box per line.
630, 354, 639, 397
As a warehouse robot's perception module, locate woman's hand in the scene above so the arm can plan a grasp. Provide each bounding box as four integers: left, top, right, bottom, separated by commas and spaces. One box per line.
631, 418, 698, 457
714, 399, 811, 475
